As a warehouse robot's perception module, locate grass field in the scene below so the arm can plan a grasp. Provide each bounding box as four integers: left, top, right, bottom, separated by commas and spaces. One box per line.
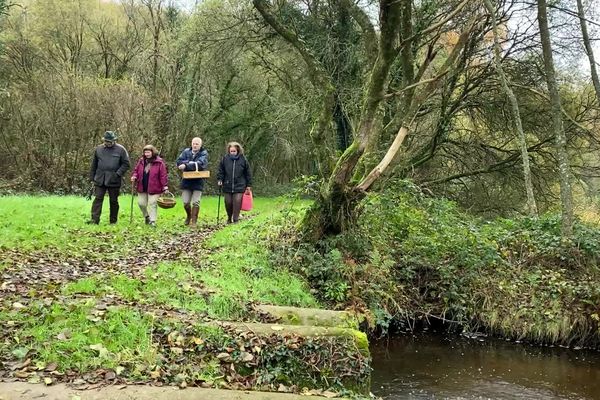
0, 194, 317, 376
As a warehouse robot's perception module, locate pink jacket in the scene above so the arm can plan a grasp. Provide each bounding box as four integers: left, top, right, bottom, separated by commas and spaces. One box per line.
131, 156, 168, 194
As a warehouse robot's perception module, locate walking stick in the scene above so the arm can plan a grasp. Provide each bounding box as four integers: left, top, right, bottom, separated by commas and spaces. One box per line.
216, 185, 222, 225
129, 183, 135, 224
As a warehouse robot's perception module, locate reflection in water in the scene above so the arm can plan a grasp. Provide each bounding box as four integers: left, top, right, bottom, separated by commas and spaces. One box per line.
371, 333, 600, 399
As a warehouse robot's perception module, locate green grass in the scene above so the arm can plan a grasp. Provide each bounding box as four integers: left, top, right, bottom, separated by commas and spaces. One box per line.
0, 194, 275, 253
202, 211, 319, 314
6, 300, 157, 371
0, 193, 320, 376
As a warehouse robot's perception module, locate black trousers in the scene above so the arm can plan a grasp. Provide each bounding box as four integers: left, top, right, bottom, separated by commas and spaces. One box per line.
224, 192, 243, 223
91, 186, 120, 223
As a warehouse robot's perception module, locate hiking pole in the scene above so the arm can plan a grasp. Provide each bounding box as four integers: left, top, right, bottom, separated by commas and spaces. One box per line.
216, 185, 222, 225
129, 183, 135, 224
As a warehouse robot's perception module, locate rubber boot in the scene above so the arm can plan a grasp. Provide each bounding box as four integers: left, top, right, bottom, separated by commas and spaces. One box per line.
190, 205, 199, 228
184, 203, 192, 226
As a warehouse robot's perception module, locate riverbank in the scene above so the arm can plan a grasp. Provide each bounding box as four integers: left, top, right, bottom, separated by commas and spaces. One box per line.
0, 195, 368, 397
270, 181, 600, 348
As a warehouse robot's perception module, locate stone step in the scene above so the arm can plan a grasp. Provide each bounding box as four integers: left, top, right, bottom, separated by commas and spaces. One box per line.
255, 305, 361, 330
220, 321, 369, 357
213, 321, 371, 395
0, 382, 347, 400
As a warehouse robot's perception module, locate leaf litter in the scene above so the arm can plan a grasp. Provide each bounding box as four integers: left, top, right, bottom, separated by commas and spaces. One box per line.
0, 224, 360, 397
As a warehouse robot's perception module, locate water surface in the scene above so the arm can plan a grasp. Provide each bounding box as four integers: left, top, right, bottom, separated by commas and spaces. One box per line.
371, 333, 600, 399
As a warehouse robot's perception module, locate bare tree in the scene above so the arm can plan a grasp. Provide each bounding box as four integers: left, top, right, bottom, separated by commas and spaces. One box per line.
483, 0, 537, 216
576, 0, 600, 103
537, 0, 573, 237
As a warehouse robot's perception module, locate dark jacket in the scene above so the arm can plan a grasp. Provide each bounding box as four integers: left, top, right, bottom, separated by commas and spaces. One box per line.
90, 143, 130, 188
217, 154, 252, 194
176, 147, 208, 191
132, 156, 168, 195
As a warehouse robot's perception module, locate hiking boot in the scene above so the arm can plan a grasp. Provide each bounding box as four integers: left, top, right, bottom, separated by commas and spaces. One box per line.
184, 204, 192, 226
190, 205, 199, 228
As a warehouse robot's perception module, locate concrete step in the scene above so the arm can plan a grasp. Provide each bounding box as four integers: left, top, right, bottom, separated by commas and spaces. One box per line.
255, 305, 361, 330
219, 321, 369, 358
0, 382, 347, 400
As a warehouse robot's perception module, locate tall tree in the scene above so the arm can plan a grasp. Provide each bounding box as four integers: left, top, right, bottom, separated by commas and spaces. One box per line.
254, 0, 477, 238
483, 0, 537, 216
576, 0, 600, 103
537, 0, 573, 237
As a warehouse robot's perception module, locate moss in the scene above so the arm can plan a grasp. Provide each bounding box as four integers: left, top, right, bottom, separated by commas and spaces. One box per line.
284, 312, 301, 325
349, 330, 370, 358
339, 312, 361, 330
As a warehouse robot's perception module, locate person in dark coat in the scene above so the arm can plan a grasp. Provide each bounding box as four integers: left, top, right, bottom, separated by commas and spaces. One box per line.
217, 141, 252, 224
130, 145, 168, 228
88, 131, 130, 224
176, 137, 208, 227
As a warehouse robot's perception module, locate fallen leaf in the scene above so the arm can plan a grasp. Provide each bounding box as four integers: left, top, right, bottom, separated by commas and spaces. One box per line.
89, 343, 109, 358
192, 337, 204, 345
149, 368, 161, 379
56, 329, 72, 341
44, 377, 53, 385
45, 362, 58, 372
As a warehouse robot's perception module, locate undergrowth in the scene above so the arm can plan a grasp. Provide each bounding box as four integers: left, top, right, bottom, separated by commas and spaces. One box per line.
269, 180, 600, 347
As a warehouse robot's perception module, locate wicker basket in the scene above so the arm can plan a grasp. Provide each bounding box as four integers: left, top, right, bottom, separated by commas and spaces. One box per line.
157, 191, 176, 209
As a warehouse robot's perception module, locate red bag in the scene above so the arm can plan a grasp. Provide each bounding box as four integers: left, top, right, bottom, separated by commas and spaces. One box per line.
241, 190, 253, 211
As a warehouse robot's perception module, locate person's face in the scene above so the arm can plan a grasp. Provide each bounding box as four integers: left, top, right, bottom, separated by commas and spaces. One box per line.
229, 147, 238, 156
144, 150, 153, 158
191, 139, 201, 151
104, 140, 115, 148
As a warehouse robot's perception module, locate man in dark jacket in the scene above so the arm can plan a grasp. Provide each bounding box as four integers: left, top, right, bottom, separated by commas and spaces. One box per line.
176, 137, 208, 227
88, 131, 130, 224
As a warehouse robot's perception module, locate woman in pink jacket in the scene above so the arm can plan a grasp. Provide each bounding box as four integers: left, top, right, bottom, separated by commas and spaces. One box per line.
130, 145, 168, 227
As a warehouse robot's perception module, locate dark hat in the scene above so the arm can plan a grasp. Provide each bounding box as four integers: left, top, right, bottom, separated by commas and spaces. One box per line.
103, 131, 118, 141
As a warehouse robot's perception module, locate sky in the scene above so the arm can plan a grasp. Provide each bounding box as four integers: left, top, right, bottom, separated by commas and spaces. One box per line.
112, 0, 600, 76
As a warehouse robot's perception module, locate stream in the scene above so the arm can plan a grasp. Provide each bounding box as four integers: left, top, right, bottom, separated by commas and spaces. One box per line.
370, 333, 600, 399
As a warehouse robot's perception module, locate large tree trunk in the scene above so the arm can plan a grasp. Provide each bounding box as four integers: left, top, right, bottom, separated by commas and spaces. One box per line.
484, 0, 537, 216
298, 0, 404, 238
253, 0, 473, 240
537, 0, 573, 237
576, 0, 600, 103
